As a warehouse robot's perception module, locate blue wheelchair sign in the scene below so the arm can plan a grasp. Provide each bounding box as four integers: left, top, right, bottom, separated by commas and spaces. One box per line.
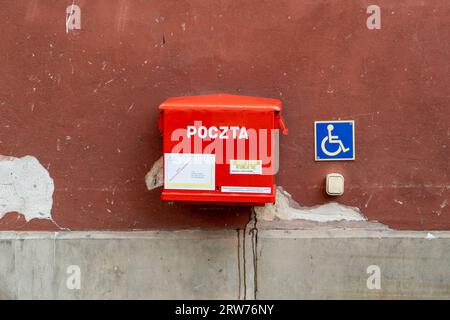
315, 121, 355, 161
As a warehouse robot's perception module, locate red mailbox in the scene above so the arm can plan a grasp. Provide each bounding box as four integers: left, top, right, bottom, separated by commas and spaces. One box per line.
158, 94, 287, 205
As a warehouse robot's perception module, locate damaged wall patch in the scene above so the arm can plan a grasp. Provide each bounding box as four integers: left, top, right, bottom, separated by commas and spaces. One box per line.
255, 187, 367, 222
145, 155, 163, 191
0, 155, 54, 221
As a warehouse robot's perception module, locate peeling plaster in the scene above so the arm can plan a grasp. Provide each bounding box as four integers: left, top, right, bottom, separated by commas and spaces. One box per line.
0, 155, 54, 222
255, 187, 367, 222
145, 156, 163, 190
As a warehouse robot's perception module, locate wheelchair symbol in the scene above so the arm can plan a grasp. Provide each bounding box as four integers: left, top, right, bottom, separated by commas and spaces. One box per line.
321, 124, 350, 156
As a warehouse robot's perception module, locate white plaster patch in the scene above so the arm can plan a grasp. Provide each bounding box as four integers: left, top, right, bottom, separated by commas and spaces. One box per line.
255, 187, 367, 222
145, 156, 163, 191
0, 155, 54, 222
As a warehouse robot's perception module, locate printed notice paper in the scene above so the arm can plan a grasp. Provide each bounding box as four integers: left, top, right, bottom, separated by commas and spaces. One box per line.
164, 153, 215, 190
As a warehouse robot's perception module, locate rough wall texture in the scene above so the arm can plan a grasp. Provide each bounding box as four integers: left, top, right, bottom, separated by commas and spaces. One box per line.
0, 0, 448, 231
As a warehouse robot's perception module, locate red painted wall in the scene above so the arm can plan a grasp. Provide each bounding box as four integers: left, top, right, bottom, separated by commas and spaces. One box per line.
0, 0, 448, 231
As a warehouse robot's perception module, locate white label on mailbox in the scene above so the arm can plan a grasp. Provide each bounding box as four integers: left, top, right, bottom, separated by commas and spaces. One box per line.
164, 153, 215, 190
230, 160, 262, 175
221, 186, 272, 194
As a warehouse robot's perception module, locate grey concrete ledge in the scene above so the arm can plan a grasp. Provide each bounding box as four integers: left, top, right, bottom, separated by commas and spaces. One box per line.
0, 230, 238, 240
0, 228, 448, 239
258, 229, 450, 239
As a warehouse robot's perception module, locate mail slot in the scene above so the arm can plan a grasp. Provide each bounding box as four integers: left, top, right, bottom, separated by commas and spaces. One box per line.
158, 94, 288, 205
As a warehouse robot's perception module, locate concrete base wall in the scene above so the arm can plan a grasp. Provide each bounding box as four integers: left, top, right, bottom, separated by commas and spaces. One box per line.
257, 229, 450, 299
1, 227, 449, 299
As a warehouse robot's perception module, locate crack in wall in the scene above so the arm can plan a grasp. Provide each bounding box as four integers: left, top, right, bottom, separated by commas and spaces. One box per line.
242, 228, 247, 300
239, 209, 259, 300
236, 229, 241, 300
250, 209, 258, 300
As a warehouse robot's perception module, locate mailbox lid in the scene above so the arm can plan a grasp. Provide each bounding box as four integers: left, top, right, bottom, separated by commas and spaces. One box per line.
159, 93, 282, 112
